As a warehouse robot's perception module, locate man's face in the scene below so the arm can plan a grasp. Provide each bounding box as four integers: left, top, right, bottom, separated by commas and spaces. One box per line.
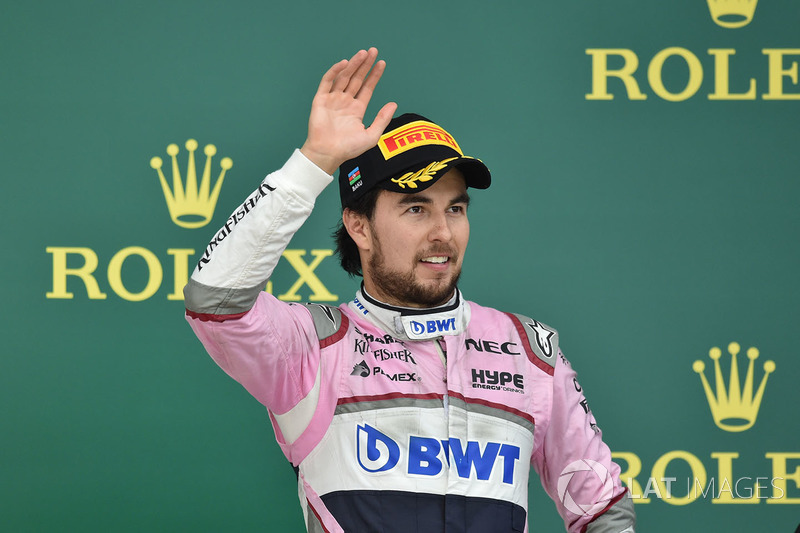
359, 168, 470, 308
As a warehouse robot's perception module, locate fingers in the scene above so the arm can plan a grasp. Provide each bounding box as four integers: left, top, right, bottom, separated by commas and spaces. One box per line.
345, 48, 379, 96
366, 101, 398, 138
331, 48, 378, 97
316, 59, 348, 95
315, 46, 372, 95
355, 59, 386, 105
331, 49, 369, 93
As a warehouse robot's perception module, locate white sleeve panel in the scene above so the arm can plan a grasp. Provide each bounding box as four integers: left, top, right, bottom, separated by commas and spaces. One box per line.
190, 149, 333, 290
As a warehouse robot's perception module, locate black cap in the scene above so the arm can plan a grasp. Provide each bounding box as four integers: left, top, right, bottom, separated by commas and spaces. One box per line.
338, 113, 491, 206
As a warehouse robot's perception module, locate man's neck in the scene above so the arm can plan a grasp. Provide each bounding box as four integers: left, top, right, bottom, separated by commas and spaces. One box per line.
349, 284, 469, 341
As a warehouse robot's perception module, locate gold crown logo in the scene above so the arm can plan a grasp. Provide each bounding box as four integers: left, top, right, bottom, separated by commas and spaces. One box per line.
693, 342, 775, 432
706, 0, 758, 28
150, 139, 233, 229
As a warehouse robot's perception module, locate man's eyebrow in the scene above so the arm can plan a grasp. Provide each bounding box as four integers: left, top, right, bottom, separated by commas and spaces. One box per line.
397, 194, 433, 206
395, 191, 471, 206
452, 192, 471, 206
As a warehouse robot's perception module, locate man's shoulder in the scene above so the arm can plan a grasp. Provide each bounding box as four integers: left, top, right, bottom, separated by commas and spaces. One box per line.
466, 300, 557, 332
298, 302, 350, 346
465, 300, 559, 372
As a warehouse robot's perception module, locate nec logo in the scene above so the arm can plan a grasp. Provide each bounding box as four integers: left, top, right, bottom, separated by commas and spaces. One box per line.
410, 318, 456, 335
465, 338, 520, 355
356, 424, 520, 484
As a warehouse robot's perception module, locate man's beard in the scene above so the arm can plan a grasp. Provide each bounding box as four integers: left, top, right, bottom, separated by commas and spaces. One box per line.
367, 239, 461, 308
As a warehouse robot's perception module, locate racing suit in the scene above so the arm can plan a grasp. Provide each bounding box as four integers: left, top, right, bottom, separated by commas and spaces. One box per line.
184, 150, 636, 533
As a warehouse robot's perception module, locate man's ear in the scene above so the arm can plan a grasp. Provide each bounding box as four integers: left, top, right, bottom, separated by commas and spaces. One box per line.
342, 208, 372, 252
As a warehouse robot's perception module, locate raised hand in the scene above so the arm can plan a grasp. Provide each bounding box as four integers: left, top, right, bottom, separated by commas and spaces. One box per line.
300, 48, 398, 175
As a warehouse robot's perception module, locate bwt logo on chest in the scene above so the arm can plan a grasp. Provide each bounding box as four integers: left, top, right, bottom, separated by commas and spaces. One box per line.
356, 424, 520, 484
410, 318, 456, 335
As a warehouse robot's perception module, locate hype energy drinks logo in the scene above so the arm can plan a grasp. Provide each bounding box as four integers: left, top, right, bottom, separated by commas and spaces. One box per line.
586, 1, 800, 101
356, 424, 520, 484
611, 342, 799, 506
45, 139, 339, 302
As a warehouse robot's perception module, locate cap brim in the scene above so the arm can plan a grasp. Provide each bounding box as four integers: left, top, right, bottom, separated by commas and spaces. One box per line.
379, 156, 491, 194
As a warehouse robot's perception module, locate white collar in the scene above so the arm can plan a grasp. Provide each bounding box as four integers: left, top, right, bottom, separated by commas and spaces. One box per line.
348, 285, 470, 341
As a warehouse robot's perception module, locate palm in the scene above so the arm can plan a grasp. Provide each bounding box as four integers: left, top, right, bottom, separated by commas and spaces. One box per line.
301, 48, 397, 175
308, 95, 372, 158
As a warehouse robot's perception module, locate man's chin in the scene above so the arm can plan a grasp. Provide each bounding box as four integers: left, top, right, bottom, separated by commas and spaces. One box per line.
412, 276, 460, 306
367, 256, 461, 308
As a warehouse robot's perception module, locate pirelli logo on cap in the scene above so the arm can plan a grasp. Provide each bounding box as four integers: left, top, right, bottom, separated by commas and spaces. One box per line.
378, 121, 463, 160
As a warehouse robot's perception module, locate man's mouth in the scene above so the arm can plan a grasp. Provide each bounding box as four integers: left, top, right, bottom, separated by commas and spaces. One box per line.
420, 256, 449, 264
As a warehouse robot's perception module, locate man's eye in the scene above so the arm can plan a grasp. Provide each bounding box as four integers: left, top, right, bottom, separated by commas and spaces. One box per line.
408, 206, 422, 213
449, 205, 464, 213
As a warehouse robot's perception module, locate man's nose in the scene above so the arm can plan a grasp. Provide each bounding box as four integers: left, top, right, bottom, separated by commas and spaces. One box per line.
428, 212, 453, 242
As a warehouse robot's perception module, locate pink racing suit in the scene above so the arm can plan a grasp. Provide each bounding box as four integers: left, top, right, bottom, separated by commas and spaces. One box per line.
184, 150, 636, 533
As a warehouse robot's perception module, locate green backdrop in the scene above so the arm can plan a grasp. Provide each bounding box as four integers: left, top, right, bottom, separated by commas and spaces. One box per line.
3, 1, 798, 531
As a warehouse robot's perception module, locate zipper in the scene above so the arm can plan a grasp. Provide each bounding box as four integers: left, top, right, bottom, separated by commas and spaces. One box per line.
434, 337, 449, 414
434, 337, 447, 370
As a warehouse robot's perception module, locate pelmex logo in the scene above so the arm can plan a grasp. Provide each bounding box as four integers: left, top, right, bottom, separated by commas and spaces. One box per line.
45, 139, 339, 302
586, 1, 800, 101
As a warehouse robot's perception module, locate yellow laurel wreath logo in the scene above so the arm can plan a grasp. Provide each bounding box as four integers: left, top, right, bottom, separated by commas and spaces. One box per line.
391, 158, 458, 189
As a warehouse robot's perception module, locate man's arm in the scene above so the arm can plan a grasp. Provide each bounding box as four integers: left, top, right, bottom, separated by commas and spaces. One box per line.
183, 48, 396, 427
186, 47, 396, 318
534, 351, 636, 533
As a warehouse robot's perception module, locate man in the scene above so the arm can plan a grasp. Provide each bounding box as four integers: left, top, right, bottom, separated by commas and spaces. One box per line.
184, 48, 636, 533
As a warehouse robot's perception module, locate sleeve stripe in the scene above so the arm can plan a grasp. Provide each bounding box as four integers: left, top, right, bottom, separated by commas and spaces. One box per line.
185, 308, 249, 322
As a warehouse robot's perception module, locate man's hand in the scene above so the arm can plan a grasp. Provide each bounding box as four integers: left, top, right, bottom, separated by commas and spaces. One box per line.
300, 48, 397, 175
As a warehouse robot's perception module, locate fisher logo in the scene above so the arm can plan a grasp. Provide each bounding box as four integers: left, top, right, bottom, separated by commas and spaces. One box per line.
525, 320, 555, 358
472, 369, 524, 394
557, 460, 615, 517
373, 348, 416, 365
410, 318, 457, 336
356, 424, 521, 484
150, 139, 233, 229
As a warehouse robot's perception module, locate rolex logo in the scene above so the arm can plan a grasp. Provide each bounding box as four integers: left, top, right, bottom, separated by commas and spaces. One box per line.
706, 0, 758, 28
693, 342, 775, 432
150, 139, 233, 229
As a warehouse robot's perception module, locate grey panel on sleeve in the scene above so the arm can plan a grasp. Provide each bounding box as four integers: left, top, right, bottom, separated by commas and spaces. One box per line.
304, 493, 326, 533
586, 494, 636, 533
183, 278, 264, 315
511, 313, 558, 369
303, 303, 343, 342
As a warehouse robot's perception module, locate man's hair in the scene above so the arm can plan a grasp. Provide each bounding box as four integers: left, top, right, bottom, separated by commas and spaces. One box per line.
334, 187, 382, 277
